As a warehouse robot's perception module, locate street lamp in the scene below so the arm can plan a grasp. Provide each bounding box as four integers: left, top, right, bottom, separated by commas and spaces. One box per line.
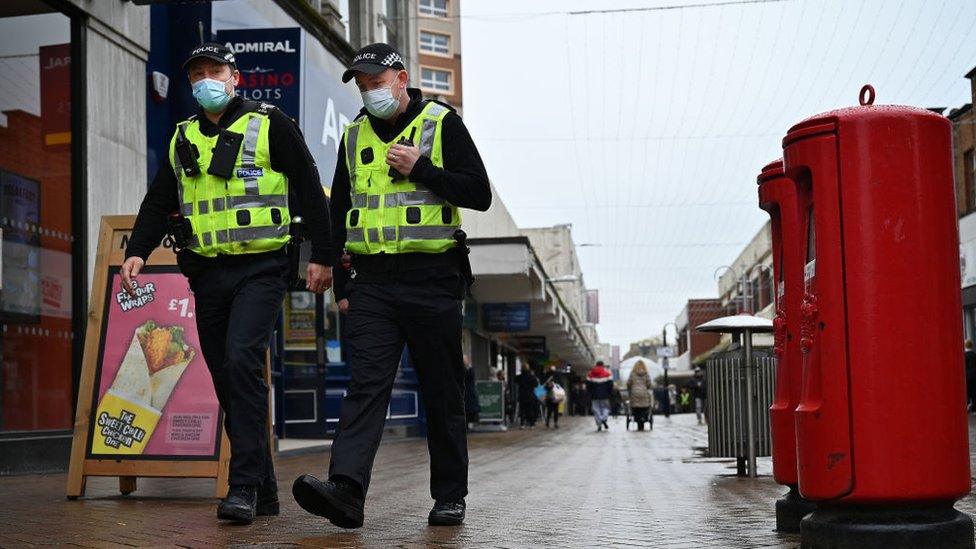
714, 264, 747, 314
660, 322, 678, 417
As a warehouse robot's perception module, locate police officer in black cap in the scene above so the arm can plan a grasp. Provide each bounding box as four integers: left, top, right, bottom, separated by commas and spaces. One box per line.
123, 42, 333, 524
292, 43, 491, 528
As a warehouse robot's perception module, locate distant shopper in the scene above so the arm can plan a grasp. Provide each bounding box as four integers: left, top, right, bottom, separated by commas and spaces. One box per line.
515, 366, 540, 429
692, 368, 708, 425
626, 360, 654, 431
679, 387, 692, 413
543, 373, 565, 428
575, 382, 590, 416
610, 386, 623, 418
586, 361, 614, 431
966, 341, 976, 413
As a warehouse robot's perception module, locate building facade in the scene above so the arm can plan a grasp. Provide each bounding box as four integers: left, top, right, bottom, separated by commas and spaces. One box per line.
0, 0, 597, 473
415, 0, 462, 111
950, 66, 976, 342
673, 298, 725, 369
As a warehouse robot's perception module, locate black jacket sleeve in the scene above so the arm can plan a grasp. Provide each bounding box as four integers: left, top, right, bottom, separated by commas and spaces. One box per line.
125, 162, 180, 262
329, 139, 353, 299
409, 112, 492, 212
268, 108, 332, 265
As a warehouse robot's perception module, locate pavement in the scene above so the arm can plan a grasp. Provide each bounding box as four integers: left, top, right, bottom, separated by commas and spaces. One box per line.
2, 413, 976, 548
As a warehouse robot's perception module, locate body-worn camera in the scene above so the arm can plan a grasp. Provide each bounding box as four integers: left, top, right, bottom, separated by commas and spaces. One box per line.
208, 129, 244, 179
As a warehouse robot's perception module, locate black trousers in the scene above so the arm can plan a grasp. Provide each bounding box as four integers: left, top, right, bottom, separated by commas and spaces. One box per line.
329, 275, 468, 502
544, 401, 559, 427
190, 254, 287, 487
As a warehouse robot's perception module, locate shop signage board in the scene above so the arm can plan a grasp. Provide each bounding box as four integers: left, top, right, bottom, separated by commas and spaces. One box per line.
216, 27, 301, 119
476, 381, 504, 423
66, 216, 271, 499
482, 302, 531, 332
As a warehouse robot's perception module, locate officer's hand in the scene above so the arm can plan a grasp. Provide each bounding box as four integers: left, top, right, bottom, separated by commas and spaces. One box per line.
306, 263, 333, 294
338, 298, 349, 313
121, 257, 145, 297
387, 143, 421, 176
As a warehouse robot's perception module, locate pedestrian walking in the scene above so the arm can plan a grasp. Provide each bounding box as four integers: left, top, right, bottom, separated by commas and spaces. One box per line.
122, 42, 334, 524
610, 386, 623, 418
291, 43, 491, 529
543, 375, 565, 428
576, 381, 591, 416
966, 341, 976, 413
679, 387, 692, 413
464, 355, 480, 429
586, 361, 614, 431
626, 360, 654, 431
516, 366, 540, 429
692, 368, 708, 425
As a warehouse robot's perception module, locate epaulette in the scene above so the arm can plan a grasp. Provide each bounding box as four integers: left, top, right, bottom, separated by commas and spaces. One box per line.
426, 99, 456, 114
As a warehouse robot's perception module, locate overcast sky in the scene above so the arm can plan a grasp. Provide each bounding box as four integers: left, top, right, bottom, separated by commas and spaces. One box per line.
460, 0, 976, 348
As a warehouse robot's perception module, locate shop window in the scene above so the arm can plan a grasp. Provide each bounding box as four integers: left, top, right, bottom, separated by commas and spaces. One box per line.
0, 8, 76, 432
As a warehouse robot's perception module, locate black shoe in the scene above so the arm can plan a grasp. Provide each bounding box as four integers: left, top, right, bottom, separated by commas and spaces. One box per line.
429, 499, 466, 526
257, 482, 280, 516
292, 474, 364, 529
218, 485, 257, 524
603, 421, 609, 429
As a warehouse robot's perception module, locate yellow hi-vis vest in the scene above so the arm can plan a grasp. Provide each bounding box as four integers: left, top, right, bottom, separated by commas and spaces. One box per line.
342, 101, 459, 255
168, 105, 290, 257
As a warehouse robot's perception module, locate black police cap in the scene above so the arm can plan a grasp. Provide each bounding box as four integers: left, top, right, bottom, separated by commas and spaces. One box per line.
183, 42, 237, 71
342, 43, 405, 83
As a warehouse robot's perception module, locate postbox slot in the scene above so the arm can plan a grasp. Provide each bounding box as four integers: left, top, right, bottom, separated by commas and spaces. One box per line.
788, 151, 854, 501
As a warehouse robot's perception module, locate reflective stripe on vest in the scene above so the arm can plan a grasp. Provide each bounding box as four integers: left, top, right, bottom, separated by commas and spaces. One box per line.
342, 101, 459, 255
169, 110, 290, 257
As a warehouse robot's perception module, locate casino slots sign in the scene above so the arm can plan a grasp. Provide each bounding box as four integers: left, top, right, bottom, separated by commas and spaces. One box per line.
217, 27, 301, 119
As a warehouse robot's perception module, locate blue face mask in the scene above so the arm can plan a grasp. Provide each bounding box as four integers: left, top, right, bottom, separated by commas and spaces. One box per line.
192, 76, 233, 112
361, 76, 403, 119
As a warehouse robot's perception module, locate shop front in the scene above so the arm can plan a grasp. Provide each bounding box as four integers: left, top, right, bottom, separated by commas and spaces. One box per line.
0, 0, 87, 474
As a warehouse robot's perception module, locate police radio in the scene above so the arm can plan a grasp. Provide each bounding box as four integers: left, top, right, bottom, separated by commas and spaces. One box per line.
174, 124, 201, 177
389, 127, 418, 182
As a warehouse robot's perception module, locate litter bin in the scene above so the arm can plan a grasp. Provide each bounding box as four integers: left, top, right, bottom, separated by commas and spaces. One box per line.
698, 314, 776, 477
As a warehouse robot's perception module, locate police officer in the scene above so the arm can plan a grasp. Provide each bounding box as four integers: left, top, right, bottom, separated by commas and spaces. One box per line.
122, 43, 333, 524
292, 43, 491, 528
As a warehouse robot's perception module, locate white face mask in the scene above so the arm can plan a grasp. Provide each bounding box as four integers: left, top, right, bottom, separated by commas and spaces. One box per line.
361, 75, 403, 119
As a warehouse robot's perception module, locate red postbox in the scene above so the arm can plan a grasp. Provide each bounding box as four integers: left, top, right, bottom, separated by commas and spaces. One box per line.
758, 159, 816, 532
782, 86, 972, 546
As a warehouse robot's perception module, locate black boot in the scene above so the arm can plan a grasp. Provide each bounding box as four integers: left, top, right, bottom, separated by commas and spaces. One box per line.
429, 499, 466, 526
292, 474, 365, 529
257, 481, 280, 516
218, 485, 257, 524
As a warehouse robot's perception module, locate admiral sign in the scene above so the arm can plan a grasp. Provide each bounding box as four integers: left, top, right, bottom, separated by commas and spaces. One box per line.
215, 27, 301, 119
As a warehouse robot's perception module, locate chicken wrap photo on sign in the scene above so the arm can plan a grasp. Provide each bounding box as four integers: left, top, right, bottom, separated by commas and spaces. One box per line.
91, 320, 195, 454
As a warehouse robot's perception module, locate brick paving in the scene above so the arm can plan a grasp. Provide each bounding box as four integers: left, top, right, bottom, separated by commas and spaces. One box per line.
2, 414, 976, 548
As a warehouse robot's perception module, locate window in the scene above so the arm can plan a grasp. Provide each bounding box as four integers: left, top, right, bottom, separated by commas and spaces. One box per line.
419, 0, 448, 17
420, 31, 450, 55
420, 67, 451, 93
965, 149, 975, 213
0, 8, 77, 432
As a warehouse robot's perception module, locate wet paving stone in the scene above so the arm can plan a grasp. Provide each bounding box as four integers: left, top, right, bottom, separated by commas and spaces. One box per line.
3, 414, 976, 548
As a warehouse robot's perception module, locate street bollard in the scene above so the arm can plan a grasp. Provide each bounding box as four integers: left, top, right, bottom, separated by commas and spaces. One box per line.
757, 159, 817, 532
782, 85, 973, 549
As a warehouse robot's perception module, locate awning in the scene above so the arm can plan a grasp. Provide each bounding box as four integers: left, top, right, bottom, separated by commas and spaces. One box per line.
467, 237, 596, 372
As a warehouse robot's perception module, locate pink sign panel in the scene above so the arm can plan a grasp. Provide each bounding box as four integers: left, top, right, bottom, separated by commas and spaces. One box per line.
88, 266, 220, 458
